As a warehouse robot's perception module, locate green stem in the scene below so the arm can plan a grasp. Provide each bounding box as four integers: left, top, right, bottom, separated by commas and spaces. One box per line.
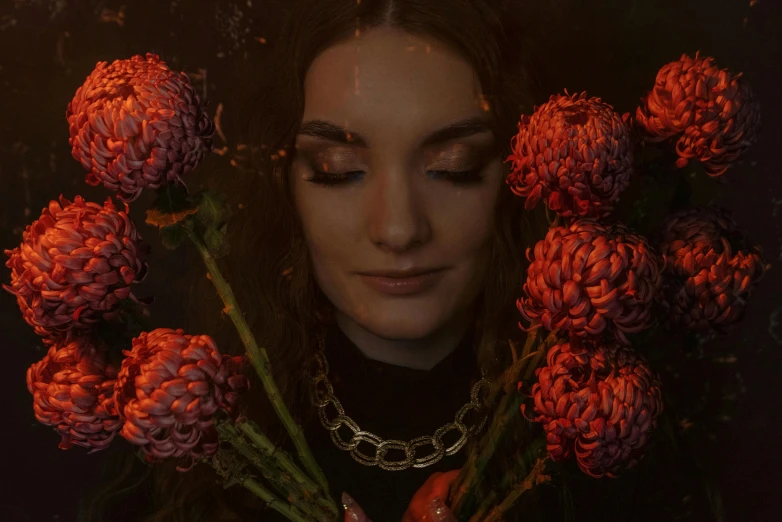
449, 330, 541, 519
481, 457, 550, 522
544, 205, 555, 226
450, 329, 558, 520
468, 480, 504, 521
468, 438, 547, 522
450, 330, 539, 501
236, 420, 338, 518
501, 330, 541, 395
450, 391, 524, 519
238, 476, 312, 522
185, 227, 331, 495
519, 327, 540, 361
522, 330, 560, 382
216, 421, 334, 521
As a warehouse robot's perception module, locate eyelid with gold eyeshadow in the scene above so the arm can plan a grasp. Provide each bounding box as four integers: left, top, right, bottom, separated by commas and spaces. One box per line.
297, 142, 489, 186
303, 165, 485, 187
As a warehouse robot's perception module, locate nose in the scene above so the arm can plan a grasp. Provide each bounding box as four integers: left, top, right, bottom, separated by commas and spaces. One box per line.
367, 170, 432, 252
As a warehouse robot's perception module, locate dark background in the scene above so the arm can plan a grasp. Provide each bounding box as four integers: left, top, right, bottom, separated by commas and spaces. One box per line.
0, 1, 780, 521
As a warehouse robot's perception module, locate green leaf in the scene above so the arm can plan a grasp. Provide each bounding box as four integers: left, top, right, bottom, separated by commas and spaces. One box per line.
203, 223, 230, 258
195, 190, 233, 230
159, 223, 187, 250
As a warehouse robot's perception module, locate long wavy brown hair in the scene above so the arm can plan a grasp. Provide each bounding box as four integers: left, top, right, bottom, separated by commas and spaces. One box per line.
82, 0, 549, 520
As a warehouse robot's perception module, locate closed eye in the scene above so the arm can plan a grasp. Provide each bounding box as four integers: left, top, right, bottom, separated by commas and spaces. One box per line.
305, 168, 484, 187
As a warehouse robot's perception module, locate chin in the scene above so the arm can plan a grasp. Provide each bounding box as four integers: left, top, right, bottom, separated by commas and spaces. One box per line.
351, 301, 451, 341
362, 323, 441, 341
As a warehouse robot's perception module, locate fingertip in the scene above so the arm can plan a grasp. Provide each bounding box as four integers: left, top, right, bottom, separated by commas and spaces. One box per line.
429, 496, 455, 522
342, 491, 370, 522
443, 469, 461, 480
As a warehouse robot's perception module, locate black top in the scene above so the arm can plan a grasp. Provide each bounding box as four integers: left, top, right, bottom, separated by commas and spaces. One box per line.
300, 320, 484, 521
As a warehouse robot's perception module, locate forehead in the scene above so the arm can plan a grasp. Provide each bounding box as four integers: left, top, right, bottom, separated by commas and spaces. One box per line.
301, 26, 484, 142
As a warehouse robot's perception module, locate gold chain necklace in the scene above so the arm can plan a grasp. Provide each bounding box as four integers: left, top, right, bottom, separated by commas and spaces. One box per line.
308, 330, 490, 471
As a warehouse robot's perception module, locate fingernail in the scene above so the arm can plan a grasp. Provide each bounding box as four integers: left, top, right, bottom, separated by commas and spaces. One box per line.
429, 497, 449, 522
342, 491, 355, 510
343, 492, 363, 522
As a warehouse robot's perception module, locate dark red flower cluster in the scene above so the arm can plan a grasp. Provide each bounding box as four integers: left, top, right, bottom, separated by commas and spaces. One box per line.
517, 218, 662, 345
3, 195, 150, 337
9, 53, 251, 472
655, 206, 768, 333
524, 336, 663, 478
114, 328, 248, 468
66, 52, 215, 202
635, 52, 761, 177
26, 333, 121, 452
506, 91, 634, 218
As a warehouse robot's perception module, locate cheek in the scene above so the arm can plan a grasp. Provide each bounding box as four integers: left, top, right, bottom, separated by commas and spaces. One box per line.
303, 220, 351, 275
439, 194, 498, 286
295, 196, 359, 284
439, 194, 496, 255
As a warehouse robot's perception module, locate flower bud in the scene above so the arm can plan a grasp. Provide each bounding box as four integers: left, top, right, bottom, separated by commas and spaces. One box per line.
525, 336, 663, 477
517, 218, 662, 344
3, 195, 150, 337
506, 91, 634, 218
655, 206, 768, 333
66, 53, 215, 202
27, 333, 121, 452
636, 52, 761, 177
114, 328, 249, 470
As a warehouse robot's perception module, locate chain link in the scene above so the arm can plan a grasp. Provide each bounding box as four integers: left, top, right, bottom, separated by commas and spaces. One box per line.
308, 331, 490, 471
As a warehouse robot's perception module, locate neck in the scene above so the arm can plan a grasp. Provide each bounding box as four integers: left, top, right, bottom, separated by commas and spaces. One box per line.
333, 306, 477, 371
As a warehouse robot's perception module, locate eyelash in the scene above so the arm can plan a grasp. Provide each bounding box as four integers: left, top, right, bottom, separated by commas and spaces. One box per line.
305, 168, 484, 187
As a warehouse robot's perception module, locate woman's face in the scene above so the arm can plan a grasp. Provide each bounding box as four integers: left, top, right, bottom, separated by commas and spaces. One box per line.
291, 26, 506, 341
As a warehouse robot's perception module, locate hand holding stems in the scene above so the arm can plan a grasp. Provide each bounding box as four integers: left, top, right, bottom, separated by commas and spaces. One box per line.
343, 470, 460, 522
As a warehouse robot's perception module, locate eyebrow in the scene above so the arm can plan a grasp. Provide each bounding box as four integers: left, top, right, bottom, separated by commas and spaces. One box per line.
296, 116, 492, 148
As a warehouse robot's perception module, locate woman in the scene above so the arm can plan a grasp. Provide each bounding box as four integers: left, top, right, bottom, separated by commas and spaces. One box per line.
222, 1, 542, 519
86, 0, 543, 520
282, 5, 537, 519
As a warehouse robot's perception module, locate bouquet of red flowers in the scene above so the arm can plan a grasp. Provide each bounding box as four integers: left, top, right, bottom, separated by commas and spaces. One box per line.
4, 51, 769, 521
447, 52, 767, 520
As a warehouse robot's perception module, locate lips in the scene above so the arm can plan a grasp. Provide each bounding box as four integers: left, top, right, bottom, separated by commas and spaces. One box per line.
358, 267, 444, 278
358, 269, 445, 296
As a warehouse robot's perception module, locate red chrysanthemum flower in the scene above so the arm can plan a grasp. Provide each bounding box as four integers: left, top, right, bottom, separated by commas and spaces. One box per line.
517, 218, 662, 344
3, 195, 150, 338
66, 52, 215, 202
523, 336, 663, 478
114, 328, 249, 470
655, 206, 768, 333
26, 333, 121, 452
635, 52, 761, 177
506, 91, 634, 218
